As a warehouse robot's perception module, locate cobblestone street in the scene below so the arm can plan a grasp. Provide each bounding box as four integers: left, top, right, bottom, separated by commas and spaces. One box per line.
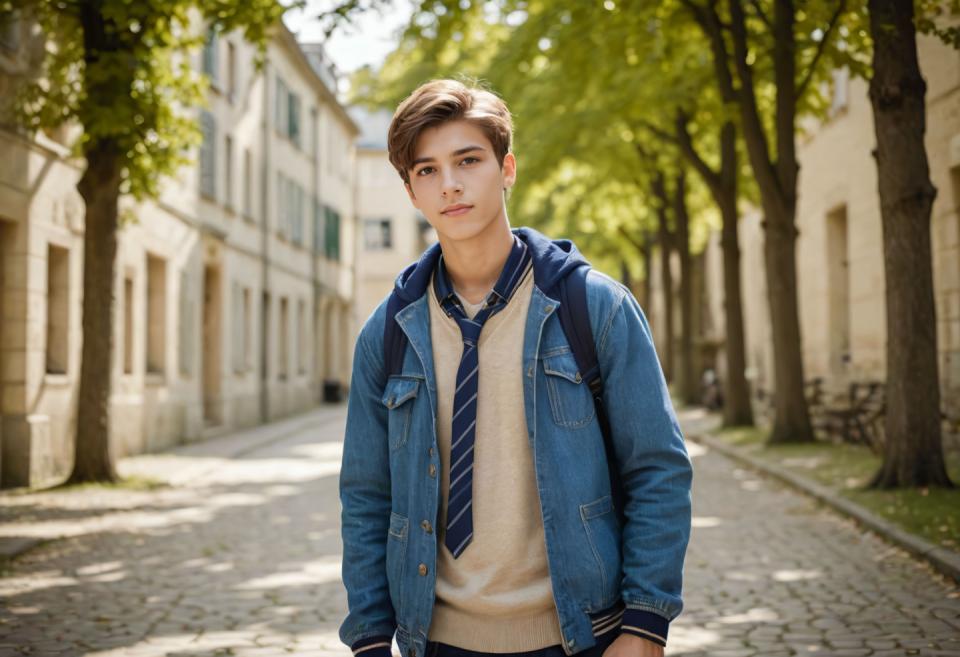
1, 407, 958, 656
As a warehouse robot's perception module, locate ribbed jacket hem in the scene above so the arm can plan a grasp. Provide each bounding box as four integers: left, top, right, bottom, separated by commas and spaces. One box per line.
621, 608, 668, 647
351, 635, 393, 656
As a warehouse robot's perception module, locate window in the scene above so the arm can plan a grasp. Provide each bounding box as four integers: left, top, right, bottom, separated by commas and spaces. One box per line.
146, 254, 166, 375
364, 218, 393, 250
243, 288, 251, 370
276, 173, 304, 243
232, 283, 250, 374
275, 76, 289, 134
291, 183, 304, 246
826, 205, 850, 375
124, 274, 134, 374
278, 296, 289, 380
324, 206, 341, 261
298, 299, 308, 374
310, 107, 318, 156
224, 134, 234, 210
289, 93, 301, 148
202, 26, 219, 86
243, 148, 253, 219
829, 67, 849, 117
226, 41, 236, 102
313, 198, 324, 254
276, 172, 285, 236
951, 164, 960, 212
179, 269, 194, 376
46, 244, 69, 374
199, 110, 217, 199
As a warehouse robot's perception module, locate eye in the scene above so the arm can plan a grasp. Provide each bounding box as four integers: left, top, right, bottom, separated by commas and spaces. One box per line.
460, 156, 479, 165
416, 166, 434, 177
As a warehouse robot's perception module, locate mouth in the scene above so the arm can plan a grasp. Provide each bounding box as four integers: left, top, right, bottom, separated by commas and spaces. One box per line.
442, 205, 473, 216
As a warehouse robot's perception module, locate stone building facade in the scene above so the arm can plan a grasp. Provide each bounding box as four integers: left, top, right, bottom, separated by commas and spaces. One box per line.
0, 18, 359, 488
695, 32, 960, 416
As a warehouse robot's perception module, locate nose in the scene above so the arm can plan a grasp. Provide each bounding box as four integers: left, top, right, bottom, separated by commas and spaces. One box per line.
441, 170, 462, 197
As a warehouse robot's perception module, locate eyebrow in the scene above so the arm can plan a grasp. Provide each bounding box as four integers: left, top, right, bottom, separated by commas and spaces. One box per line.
411, 145, 486, 167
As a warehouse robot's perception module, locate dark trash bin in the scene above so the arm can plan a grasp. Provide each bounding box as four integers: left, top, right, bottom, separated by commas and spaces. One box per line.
323, 379, 342, 403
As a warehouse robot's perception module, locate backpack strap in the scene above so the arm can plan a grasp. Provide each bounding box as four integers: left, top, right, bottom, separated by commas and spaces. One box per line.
555, 266, 626, 528
383, 291, 410, 379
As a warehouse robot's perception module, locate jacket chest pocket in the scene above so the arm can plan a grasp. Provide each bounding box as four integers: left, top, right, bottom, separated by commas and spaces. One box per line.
381, 375, 422, 450
541, 349, 596, 429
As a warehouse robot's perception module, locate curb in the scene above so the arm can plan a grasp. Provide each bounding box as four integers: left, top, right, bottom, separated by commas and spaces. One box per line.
687, 429, 960, 584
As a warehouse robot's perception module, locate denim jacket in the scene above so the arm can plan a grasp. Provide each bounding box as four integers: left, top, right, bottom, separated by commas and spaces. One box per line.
339, 227, 693, 657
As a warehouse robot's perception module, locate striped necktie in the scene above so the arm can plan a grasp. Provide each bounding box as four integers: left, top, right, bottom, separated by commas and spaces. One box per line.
433, 234, 532, 558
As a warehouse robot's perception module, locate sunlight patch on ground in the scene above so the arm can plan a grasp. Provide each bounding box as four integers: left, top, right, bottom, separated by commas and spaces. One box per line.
718, 607, 780, 623
691, 516, 723, 528
660, 624, 723, 652
0, 572, 79, 597
772, 568, 823, 582
234, 555, 342, 590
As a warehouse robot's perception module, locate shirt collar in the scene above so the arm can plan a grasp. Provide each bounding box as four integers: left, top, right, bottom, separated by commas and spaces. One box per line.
433, 233, 531, 314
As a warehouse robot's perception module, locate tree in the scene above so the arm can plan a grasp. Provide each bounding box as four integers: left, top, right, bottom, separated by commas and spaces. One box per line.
865, 0, 953, 489
5, 0, 284, 483
681, 0, 863, 444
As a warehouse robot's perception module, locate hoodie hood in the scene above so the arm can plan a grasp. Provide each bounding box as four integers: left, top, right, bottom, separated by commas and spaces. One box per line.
391, 226, 591, 304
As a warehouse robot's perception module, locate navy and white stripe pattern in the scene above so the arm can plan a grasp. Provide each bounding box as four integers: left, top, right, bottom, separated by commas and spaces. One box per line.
433, 234, 532, 559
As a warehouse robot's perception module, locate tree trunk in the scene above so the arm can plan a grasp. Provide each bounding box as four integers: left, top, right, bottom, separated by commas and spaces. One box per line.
653, 173, 674, 383
672, 113, 754, 426
716, 123, 754, 426
68, 138, 121, 484
760, 203, 813, 444
65, 0, 130, 484
728, 0, 814, 444
673, 170, 698, 405
866, 0, 953, 489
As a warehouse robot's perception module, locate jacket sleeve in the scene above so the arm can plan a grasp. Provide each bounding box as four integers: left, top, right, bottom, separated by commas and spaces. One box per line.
594, 282, 693, 648
339, 319, 397, 653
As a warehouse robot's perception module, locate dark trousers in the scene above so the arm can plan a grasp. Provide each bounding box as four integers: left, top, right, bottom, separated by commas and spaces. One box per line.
425, 628, 619, 657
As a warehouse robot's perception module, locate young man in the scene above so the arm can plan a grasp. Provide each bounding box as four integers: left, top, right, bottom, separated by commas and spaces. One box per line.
339, 79, 692, 657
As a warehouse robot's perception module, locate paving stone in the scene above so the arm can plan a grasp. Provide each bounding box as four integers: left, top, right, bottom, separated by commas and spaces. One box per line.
1, 407, 959, 656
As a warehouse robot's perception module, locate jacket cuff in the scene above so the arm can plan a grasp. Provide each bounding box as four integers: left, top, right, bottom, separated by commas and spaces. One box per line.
351, 635, 393, 656
620, 608, 668, 647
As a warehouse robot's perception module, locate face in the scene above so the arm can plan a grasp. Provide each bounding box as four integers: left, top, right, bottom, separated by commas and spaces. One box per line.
404, 119, 516, 243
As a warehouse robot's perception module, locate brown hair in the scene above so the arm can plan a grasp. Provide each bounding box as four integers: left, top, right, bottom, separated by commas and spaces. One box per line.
387, 78, 513, 185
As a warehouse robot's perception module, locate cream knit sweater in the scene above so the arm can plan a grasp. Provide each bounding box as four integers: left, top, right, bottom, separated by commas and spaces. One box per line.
426, 262, 564, 651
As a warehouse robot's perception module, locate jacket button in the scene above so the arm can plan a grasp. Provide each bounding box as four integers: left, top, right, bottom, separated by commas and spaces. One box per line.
408, 649, 417, 657
545, 304, 554, 313
527, 365, 533, 378
429, 447, 435, 457
418, 563, 428, 576
429, 464, 437, 478
575, 372, 582, 382
387, 397, 395, 408
421, 520, 433, 533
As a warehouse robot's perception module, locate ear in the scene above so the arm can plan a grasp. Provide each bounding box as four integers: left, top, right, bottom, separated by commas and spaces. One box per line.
502, 151, 517, 190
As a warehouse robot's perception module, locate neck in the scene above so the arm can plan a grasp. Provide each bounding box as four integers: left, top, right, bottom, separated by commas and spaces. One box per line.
438, 216, 514, 304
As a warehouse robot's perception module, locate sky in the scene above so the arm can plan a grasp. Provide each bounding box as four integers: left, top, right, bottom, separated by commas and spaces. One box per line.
282, 0, 414, 86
